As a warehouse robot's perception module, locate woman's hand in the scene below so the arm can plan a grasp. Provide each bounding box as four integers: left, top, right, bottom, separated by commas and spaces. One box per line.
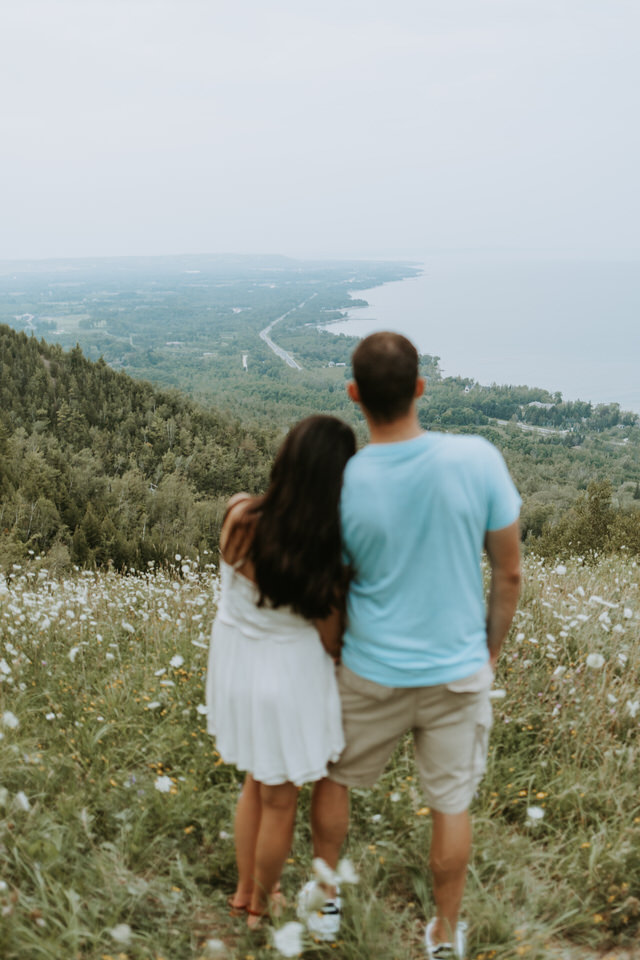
314, 607, 344, 661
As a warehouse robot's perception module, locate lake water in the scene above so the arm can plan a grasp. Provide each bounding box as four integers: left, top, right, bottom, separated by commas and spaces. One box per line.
324, 258, 640, 413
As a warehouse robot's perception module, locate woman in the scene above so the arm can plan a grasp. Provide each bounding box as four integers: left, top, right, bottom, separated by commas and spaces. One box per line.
206, 415, 356, 927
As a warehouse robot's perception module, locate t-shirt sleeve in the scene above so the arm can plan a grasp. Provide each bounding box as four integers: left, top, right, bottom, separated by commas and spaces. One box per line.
483, 442, 522, 531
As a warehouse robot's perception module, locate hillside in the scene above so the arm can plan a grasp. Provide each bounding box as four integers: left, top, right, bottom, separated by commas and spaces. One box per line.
0, 325, 276, 569
2, 254, 640, 567
0, 555, 638, 958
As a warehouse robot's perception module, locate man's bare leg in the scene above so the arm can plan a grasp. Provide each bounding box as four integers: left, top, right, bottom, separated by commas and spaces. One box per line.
429, 809, 471, 943
310, 778, 349, 887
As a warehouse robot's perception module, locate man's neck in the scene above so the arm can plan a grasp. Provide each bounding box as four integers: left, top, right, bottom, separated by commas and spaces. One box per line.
366, 411, 425, 444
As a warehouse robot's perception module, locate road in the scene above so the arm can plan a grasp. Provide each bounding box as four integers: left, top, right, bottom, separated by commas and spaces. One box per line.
258, 293, 316, 370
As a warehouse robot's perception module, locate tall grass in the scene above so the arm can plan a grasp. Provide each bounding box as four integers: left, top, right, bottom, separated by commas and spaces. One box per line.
0, 555, 638, 959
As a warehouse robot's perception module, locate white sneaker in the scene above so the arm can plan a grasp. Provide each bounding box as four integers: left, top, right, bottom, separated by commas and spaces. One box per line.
425, 918, 467, 959
297, 880, 341, 942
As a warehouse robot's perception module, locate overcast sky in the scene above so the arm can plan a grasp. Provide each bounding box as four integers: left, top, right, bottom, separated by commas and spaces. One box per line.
2, 0, 639, 261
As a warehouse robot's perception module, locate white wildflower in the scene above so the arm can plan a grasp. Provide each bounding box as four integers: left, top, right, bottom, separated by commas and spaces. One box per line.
526, 806, 545, 822
371, 813, 382, 823
336, 858, 360, 885
626, 700, 640, 718
154, 668, 166, 677
121, 621, 135, 634
45, 712, 55, 720
14, 791, 31, 812
554, 564, 567, 575
390, 791, 401, 802
552, 666, 567, 678
312, 857, 337, 886
175, 554, 182, 561
586, 653, 605, 670
218, 830, 230, 840
607, 694, 618, 704
170, 654, 184, 668
2, 711, 19, 729
590, 595, 617, 609
489, 689, 506, 700
0, 880, 7, 892
0, 659, 11, 676
154, 775, 173, 793
110, 923, 132, 945
146, 702, 162, 710
623, 607, 633, 619
68, 646, 80, 663
196, 704, 208, 715
271, 921, 305, 958
203, 939, 227, 958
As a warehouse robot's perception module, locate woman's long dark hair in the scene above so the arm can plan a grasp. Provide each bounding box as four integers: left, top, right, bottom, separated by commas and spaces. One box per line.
248, 415, 356, 620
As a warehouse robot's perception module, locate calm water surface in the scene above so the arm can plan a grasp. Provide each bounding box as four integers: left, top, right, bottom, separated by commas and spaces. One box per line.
325, 258, 640, 413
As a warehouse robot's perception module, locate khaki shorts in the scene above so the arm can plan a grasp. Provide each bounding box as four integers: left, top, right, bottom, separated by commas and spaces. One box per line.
328, 664, 493, 815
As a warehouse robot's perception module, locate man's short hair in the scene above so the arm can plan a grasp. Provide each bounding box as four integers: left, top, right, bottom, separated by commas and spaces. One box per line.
352, 332, 419, 422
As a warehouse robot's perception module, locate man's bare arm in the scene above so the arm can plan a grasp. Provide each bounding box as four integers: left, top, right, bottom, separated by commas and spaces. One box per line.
485, 520, 521, 670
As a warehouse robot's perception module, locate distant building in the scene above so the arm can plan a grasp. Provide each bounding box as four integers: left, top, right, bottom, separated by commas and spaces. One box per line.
527, 401, 554, 409
242, 353, 249, 370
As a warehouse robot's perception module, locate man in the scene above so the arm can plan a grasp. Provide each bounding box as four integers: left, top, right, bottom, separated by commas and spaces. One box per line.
301, 332, 521, 959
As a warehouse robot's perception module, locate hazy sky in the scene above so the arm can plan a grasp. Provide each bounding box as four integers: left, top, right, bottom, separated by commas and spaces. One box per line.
2, 0, 639, 261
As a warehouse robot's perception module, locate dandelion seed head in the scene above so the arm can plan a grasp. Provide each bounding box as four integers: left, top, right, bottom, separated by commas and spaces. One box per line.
2, 711, 19, 729
586, 653, 605, 669
110, 923, 132, 945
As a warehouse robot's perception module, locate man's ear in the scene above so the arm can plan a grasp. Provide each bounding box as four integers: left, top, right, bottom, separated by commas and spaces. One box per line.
347, 381, 360, 403
415, 377, 426, 399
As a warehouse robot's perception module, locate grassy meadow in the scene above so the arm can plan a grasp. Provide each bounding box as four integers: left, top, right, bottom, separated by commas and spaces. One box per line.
0, 554, 639, 960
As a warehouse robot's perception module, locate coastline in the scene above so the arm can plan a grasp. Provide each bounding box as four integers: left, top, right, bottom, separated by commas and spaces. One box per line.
321, 260, 640, 414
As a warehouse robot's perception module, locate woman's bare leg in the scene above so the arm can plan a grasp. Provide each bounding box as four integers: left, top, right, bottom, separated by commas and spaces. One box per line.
231, 774, 261, 908
248, 781, 298, 923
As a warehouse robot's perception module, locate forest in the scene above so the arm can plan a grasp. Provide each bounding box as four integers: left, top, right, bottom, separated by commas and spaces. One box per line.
1, 254, 640, 570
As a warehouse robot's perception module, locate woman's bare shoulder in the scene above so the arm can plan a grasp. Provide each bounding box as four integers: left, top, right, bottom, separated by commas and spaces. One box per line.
220, 493, 259, 564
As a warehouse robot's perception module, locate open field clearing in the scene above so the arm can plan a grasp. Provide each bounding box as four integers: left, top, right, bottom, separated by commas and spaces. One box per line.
1, 556, 639, 960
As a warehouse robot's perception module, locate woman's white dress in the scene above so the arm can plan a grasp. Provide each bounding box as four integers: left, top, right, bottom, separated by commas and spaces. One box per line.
206, 559, 344, 786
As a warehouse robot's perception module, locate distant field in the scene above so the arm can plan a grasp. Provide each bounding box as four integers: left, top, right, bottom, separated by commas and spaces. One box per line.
1, 555, 639, 959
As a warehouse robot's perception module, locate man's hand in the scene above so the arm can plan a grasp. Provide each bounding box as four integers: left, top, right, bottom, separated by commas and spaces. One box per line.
485, 521, 521, 668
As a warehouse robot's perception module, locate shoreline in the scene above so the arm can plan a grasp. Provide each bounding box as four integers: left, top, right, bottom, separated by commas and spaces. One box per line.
321, 262, 640, 414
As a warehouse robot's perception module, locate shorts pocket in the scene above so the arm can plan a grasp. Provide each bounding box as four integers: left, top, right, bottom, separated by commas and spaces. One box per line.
471, 691, 493, 780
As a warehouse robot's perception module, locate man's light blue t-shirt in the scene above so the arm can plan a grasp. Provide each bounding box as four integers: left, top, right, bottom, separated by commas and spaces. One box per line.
340, 432, 521, 688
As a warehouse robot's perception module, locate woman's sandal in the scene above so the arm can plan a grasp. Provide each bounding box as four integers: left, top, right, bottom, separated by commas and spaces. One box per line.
227, 896, 249, 917
229, 883, 285, 923
246, 906, 267, 931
